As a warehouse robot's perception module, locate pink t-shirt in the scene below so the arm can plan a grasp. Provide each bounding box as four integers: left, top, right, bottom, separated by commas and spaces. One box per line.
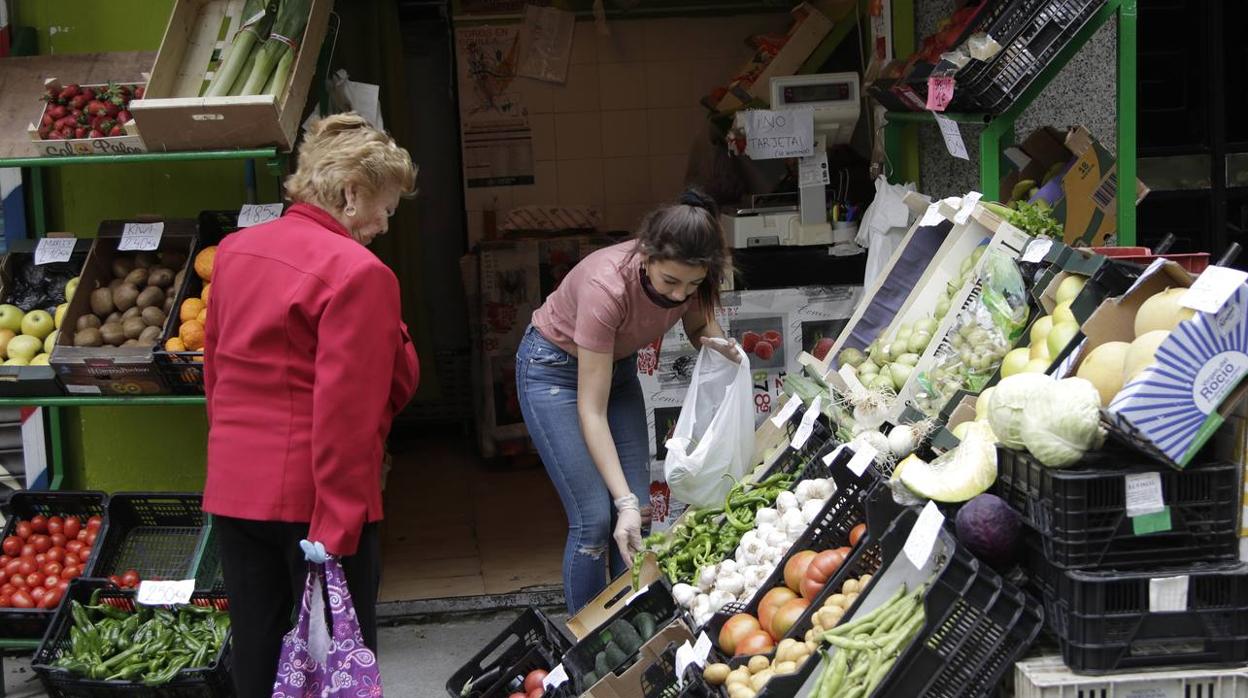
532, 241, 700, 359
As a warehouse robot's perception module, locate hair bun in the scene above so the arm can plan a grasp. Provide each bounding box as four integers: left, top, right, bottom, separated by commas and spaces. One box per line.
678, 188, 718, 217
309, 113, 373, 139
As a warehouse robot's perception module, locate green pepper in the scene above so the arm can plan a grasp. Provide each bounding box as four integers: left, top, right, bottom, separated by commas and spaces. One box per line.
143, 655, 190, 686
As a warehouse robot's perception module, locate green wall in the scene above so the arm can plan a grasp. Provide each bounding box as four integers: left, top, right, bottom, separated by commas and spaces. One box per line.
15, 1, 280, 490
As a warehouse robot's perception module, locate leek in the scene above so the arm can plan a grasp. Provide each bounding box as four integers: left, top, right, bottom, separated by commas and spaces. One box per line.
240, 0, 312, 97
228, 45, 261, 96
263, 47, 295, 98
205, 0, 277, 98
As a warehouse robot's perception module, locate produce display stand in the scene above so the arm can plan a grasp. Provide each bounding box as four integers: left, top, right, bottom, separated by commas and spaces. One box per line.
882, 0, 1139, 244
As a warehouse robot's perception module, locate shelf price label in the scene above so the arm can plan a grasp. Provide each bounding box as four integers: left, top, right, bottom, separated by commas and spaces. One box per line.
35, 237, 77, 265
770, 394, 803, 428
790, 396, 822, 450
119, 222, 164, 251
136, 579, 195, 606
904, 500, 945, 569
237, 203, 284, 228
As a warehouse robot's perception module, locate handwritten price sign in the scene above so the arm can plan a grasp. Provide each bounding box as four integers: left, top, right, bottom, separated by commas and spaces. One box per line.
119, 222, 164, 251
35, 237, 77, 265
136, 579, 195, 606
237, 203, 284, 228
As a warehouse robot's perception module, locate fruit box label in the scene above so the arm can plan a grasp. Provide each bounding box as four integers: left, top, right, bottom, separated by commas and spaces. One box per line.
1107, 274, 1248, 468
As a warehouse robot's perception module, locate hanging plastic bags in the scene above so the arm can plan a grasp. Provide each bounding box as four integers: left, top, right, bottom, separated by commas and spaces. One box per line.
663, 342, 754, 508
272, 559, 383, 698
857, 175, 918, 290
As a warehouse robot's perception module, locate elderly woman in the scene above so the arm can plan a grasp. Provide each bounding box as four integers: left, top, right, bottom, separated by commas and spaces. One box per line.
203, 113, 419, 697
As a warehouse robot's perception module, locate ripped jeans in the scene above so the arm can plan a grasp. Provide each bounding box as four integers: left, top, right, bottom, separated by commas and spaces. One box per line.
516, 325, 651, 614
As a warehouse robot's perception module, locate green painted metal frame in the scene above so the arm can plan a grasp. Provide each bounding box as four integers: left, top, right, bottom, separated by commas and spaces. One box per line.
883, 0, 1137, 244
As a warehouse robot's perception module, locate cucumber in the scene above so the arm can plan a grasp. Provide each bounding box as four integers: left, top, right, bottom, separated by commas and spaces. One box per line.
609, 619, 643, 654
632, 612, 657, 640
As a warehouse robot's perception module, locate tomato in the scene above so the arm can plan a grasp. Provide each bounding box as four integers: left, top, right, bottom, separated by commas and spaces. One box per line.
0, 595, 10, 608
0, 584, 13, 597
30, 587, 45, 602
526, 688, 543, 698
736, 630, 776, 656
31, 535, 52, 554
26, 572, 43, 589
56, 579, 68, 593
50, 534, 67, 549
0, 555, 8, 567
61, 566, 81, 581
39, 588, 62, 609
4, 560, 21, 577
42, 562, 62, 578
17, 558, 36, 576
65, 541, 84, 555
29, 516, 47, 534
86, 516, 102, 532
849, 523, 867, 547
121, 570, 140, 588
43, 575, 58, 589
2, 536, 21, 557
46, 517, 63, 536
523, 669, 548, 694
15, 522, 32, 540
509, 693, 526, 698
718, 613, 763, 655
11, 590, 33, 608
20, 544, 35, 559
76, 530, 88, 542
10, 575, 25, 589
47, 549, 64, 564
63, 553, 78, 567
63, 518, 81, 540
85, 531, 97, 546
108, 575, 123, 588
801, 548, 850, 600
0, 571, 7, 587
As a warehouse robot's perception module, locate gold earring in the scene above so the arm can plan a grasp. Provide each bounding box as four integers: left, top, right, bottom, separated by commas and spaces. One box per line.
345, 205, 357, 217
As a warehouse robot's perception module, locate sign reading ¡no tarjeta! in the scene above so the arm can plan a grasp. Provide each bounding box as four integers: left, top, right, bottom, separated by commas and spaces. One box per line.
739, 108, 815, 160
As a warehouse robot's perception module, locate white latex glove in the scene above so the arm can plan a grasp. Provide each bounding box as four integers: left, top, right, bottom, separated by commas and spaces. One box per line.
700, 336, 743, 364
613, 494, 643, 561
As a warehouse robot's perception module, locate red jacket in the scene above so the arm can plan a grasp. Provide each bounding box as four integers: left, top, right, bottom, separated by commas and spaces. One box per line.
203, 203, 419, 556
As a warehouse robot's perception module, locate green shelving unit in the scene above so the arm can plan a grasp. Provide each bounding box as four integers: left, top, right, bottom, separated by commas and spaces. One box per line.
883, 0, 1138, 244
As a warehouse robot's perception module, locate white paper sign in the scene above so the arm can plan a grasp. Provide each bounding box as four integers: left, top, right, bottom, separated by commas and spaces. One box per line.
136, 579, 195, 606
847, 443, 878, 477
918, 202, 945, 228
237, 203, 284, 228
770, 394, 803, 427
1021, 238, 1054, 263
799, 150, 831, 188
674, 641, 697, 688
904, 500, 945, 569
954, 192, 982, 224
1182, 266, 1248, 314
1149, 575, 1190, 613
934, 113, 969, 160
693, 632, 712, 661
791, 396, 823, 450
839, 365, 868, 396
742, 108, 815, 160
822, 443, 849, 466
118, 222, 164, 252
1124, 472, 1166, 518
543, 664, 569, 690
35, 237, 76, 265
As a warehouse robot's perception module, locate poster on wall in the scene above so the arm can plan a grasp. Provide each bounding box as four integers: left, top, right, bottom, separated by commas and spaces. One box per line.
455, 26, 536, 188
640, 285, 862, 530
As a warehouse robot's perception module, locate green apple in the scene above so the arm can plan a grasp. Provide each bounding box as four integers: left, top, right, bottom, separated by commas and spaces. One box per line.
65, 277, 79, 303
6, 334, 43, 363
0, 329, 13, 360
0, 305, 24, 333
54, 303, 68, 329
1055, 275, 1087, 306
1052, 300, 1076, 327
29, 353, 49, 366
44, 330, 58, 355
21, 310, 54, 340
3, 357, 29, 366
1046, 320, 1081, 360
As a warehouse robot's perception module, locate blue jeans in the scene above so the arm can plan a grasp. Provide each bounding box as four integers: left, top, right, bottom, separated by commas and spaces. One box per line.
515, 325, 651, 614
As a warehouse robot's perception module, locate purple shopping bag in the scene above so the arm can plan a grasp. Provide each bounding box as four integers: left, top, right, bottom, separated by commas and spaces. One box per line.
272, 559, 383, 697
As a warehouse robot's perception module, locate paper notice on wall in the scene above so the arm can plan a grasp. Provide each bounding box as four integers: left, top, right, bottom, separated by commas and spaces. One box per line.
456, 26, 535, 188
739, 109, 816, 160
934, 113, 969, 160
517, 5, 574, 84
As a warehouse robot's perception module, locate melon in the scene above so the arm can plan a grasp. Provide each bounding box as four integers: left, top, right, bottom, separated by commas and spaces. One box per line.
898, 421, 997, 503
1123, 330, 1171, 384
1134, 287, 1195, 337
1075, 341, 1130, 406
975, 387, 995, 421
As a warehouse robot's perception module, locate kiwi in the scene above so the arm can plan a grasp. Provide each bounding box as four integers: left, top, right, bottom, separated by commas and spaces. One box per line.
147, 267, 175, 289
160, 250, 187, 270
122, 338, 140, 347
76, 314, 102, 331
112, 257, 135, 280
73, 327, 103, 348
90, 287, 115, 317
105, 312, 123, 325
122, 317, 146, 340
99, 322, 125, 347
141, 306, 166, 328
137, 286, 165, 309
121, 306, 142, 321
163, 295, 175, 313
134, 252, 158, 269
124, 268, 149, 287
139, 325, 162, 344
113, 283, 140, 311
108, 278, 126, 293
173, 269, 186, 292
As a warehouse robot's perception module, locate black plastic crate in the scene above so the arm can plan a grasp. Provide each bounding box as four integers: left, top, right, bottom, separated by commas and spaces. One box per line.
93, 493, 219, 590
0, 491, 108, 639
563, 581, 678, 694
639, 642, 717, 698
446, 607, 572, 698
32, 578, 232, 698
993, 447, 1239, 570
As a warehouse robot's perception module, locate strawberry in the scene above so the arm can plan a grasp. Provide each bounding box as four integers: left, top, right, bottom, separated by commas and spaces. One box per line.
117, 110, 132, 124
108, 125, 123, 137
88, 129, 105, 139
38, 127, 51, 140
46, 105, 67, 120
69, 94, 88, 111
74, 127, 86, 139
133, 86, 145, 100
41, 113, 54, 128
104, 103, 120, 118
57, 84, 80, 101
86, 100, 111, 117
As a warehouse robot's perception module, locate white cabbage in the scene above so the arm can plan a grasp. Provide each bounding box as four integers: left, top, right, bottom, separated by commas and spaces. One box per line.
987, 373, 1054, 449
1020, 377, 1106, 468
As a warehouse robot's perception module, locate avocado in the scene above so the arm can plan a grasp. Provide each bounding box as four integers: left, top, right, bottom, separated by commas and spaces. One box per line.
594, 651, 611, 679
602, 641, 628, 670
632, 612, 656, 640
609, 619, 643, 654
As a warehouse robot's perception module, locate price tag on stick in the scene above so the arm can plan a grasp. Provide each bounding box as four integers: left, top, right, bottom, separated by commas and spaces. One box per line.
35, 237, 76, 265
119, 222, 163, 252
790, 396, 822, 450
904, 500, 945, 569
770, 395, 802, 428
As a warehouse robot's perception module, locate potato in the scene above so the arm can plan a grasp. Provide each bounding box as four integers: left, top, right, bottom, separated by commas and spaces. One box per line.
827, 593, 848, 609
805, 640, 818, 654
727, 687, 754, 698
846, 592, 860, 605
859, 574, 872, 586
726, 667, 751, 688
749, 669, 773, 692
775, 638, 799, 663
703, 663, 730, 686
774, 661, 796, 675
748, 656, 769, 675
805, 628, 816, 644
842, 579, 860, 595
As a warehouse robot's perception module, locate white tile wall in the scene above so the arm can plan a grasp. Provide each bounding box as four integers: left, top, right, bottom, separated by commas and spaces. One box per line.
462, 13, 786, 240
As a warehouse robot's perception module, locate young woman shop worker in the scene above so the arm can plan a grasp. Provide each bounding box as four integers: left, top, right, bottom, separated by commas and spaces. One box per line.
517, 190, 739, 613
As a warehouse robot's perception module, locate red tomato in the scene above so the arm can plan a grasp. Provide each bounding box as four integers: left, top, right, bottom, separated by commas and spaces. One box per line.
63, 518, 80, 540
509, 693, 526, 698
0, 584, 13, 597
42, 562, 62, 578
121, 570, 140, 588
76, 530, 88, 542
0, 571, 7, 586
20, 544, 35, 559
849, 523, 867, 547
65, 541, 84, 555
63, 553, 79, 567
2, 537, 21, 557
524, 669, 549, 694
50, 534, 66, 549
43, 575, 58, 589
0, 594, 10, 608
14, 522, 31, 540
30, 587, 45, 602
10, 575, 25, 589
3, 560, 20, 576
47, 549, 64, 564
56, 579, 68, 594
61, 566, 81, 581
85, 531, 97, 546
11, 590, 33, 608
30, 535, 51, 554
17, 558, 36, 576
86, 516, 102, 531
29, 516, 47, 534
0, 555, 8, 567
26, 572, 44, 589
39, 588, 61, 609
108, 575, 123, 588
46, 517, 63, 536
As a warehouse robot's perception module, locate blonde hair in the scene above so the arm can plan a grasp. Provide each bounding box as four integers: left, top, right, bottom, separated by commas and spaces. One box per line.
285, 113, 417, 213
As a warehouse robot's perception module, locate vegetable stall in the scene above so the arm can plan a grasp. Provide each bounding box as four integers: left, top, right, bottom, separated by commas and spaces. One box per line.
451, 192, 1248, 698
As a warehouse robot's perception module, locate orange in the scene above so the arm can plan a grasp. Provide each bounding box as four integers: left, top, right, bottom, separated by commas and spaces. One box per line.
200, 283, 211, 306
180, 320, 205, 351
180, 298, 205, 323
165, 337, 186, 352
196, 308, 207, 324
194, 246, 216, 282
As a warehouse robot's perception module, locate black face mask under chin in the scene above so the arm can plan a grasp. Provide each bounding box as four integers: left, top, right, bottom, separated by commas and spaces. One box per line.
640, 265, 688, 309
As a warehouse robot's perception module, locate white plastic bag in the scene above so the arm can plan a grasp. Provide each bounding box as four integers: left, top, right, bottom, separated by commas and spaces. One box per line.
663, 344, 754, 508
857, 175, 917, 290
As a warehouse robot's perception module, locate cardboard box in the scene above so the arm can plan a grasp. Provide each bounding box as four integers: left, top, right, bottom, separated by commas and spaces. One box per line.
715, 3, 833, 112
50, 220, 197, 395
582, 619, 694, 698
0, 237, 93, 397
566, 556, 661, 641
1062, 260, 1248, 469
26, 79, 146, 157
129, 0, 332, 152
1001, 126, 1149, 247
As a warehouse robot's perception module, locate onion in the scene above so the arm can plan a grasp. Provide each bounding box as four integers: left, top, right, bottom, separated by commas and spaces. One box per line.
887, 425, 919, 458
